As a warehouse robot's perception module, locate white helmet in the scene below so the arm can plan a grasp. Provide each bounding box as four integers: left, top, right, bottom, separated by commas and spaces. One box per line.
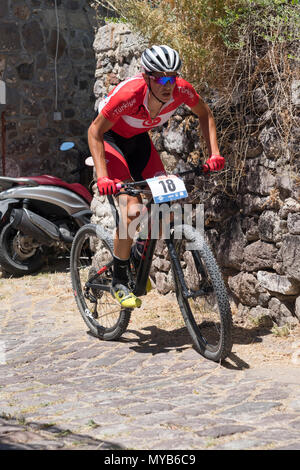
141, 45, 181, 73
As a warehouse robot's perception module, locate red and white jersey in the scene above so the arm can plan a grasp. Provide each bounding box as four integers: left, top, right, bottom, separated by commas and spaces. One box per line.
98, 73, 200, 138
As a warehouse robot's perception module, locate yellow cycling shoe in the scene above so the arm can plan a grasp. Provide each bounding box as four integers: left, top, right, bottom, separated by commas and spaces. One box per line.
112, 283, 142, 309
146, 277, 152, 293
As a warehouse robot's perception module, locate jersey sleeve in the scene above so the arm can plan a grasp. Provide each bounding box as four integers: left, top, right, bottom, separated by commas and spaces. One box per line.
176, 79, 200, 108
98, 84, 139, 123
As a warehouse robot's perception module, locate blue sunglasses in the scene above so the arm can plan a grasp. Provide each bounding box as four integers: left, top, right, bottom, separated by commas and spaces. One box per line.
149, 75, 177, 85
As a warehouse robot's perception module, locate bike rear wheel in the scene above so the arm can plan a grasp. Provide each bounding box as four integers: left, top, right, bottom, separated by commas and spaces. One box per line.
169, 224, 232, 362
70, 224, 131, 340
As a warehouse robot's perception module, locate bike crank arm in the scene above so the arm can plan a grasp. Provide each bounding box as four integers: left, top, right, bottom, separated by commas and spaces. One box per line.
85, 282, 111, 292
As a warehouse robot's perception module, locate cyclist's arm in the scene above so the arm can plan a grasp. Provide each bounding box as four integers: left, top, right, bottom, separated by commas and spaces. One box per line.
190, 98, 220, 156
88, 112, 114, 179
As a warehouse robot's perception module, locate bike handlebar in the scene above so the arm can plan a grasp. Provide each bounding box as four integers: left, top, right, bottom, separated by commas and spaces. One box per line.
115, 165, 206, 194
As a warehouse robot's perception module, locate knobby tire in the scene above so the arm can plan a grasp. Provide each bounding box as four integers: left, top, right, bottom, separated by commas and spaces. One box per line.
170, 224, 232, 362
70, 223, 131, 340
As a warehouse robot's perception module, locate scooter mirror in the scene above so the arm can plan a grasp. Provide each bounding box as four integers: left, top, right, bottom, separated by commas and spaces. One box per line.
60, 141, 75, 151
85, 156, 94, 166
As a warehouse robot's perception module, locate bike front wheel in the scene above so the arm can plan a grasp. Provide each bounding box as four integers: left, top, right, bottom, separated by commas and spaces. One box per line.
70, 224, 131, 340
169, 224, 232, 362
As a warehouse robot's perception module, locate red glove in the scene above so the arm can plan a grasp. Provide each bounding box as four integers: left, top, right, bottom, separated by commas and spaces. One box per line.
97, 177, 119, 195
204, 154, 225, 172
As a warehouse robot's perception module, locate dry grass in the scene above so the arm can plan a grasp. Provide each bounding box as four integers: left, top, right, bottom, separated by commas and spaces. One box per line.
91, 0, 299, 198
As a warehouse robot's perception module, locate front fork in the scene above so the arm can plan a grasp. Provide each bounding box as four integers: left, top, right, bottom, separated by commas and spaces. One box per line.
165, 237, 211, 300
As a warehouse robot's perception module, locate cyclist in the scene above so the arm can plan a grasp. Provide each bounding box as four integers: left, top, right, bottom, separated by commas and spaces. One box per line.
88, 45, 225, 309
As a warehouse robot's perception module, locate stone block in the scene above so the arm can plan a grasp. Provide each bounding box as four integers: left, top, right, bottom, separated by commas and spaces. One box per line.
93, 24, 118, 53
42, 9, 68, 30
268, 297, 294, 325
0, 23, 21, 52
279, 235, 300, 281
204, 194, 238, 224
217, 216, 246, 270
22, 98, 42, 117
228, 272, 259, 307
242, 240, 278, 272
241, 159, 276, 196
287, 213, 300, 235
242, 217, 260, 241
163, 121, 190, 155
117, 31, 146, 59
68, 119, 86, 136
249, 306, 273, 326
276, 171, 294, 198
238, 193, 269, 215
17, 63, 34, 81
183, 251, 200, 291
258, 126, 282, 159
22, 21, 44, 52
258, 210, 281, 242
279, 198, 300, 219
13, 3, 31, 20
152, 257, 171, 273
257, 271, 299, 296
47, 30, 66, 59
155, 271, 173, 295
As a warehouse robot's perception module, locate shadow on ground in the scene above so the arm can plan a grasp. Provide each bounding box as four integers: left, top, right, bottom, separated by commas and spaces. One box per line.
0, 253, 71, 279
0, 415, 124, 450
115, 322, 274, 371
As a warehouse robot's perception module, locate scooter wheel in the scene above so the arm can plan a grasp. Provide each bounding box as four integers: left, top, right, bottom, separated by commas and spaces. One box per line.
0, 223, 44, 276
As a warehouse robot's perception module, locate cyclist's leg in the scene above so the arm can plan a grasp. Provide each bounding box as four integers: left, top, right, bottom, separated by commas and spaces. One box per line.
104, 140, 143, 259
140, 137, 174, 238
121, 132, 168, 239
104, 132, 165, 307
103, 139, 143, 308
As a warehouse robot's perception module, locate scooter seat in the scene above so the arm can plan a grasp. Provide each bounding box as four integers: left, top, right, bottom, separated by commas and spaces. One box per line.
27, 175, 92, 204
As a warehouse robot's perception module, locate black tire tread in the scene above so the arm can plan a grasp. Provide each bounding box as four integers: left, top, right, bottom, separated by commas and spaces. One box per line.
70, 223, 131, 341
171, 224, 232, 362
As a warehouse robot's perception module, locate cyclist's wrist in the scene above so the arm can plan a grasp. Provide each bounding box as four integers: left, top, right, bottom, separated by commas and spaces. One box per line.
97, 176, 109, 181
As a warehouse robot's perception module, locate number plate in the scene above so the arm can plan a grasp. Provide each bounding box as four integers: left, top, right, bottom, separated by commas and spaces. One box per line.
146, 175, 188, 203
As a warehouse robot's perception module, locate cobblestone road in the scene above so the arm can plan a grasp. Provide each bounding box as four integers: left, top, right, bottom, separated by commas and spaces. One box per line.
0, 270, 299, 450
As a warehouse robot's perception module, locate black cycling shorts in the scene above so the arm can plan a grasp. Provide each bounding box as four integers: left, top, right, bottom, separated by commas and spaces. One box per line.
103, 130, 165, 182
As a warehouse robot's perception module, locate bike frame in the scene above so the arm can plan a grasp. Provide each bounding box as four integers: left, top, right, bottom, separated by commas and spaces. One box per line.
130, 198, 191, 298
98, 166, 205, 298
131, 196, 212, 299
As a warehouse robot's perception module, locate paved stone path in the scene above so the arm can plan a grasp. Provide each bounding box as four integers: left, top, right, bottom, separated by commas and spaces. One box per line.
0, 270, 299, 450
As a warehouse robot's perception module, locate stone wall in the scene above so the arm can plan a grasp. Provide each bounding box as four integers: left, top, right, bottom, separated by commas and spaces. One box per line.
0, 0, 105, 180
91, 23, 300, 327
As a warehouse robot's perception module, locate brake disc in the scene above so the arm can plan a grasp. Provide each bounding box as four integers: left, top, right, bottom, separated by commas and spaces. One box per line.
12, 233, 39, 259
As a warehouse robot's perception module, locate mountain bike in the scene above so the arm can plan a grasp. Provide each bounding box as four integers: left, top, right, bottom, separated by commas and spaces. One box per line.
70, 167, 233, 362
